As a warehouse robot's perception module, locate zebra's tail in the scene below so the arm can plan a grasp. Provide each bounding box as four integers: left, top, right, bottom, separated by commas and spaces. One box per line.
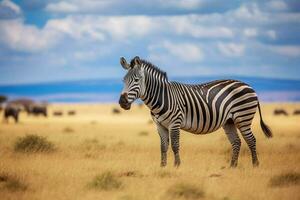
257, 101, 273, 138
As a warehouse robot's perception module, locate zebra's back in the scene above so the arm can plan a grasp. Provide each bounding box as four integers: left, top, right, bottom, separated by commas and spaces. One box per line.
171, 79, 258, 134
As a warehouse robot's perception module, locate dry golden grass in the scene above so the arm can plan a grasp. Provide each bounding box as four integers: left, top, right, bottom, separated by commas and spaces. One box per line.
0, 103, 299, 200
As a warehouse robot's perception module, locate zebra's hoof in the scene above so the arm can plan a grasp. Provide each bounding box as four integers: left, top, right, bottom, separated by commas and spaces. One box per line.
174, 161, 181, 167
230, 162, 238, 168
160, 162, 167, 167
253, 161, 259, 167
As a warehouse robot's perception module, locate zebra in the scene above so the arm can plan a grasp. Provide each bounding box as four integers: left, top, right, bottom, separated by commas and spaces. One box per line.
119, 56, 272, 168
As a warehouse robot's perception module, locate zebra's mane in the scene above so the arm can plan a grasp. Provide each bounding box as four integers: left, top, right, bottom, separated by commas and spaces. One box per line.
139, 59, 168, 81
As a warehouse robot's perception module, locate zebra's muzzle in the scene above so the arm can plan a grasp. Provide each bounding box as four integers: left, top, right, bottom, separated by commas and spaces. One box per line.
119, 93, 131, 110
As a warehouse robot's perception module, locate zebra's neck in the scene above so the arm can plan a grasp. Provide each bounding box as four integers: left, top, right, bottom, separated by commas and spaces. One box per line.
140, 65, 169, 114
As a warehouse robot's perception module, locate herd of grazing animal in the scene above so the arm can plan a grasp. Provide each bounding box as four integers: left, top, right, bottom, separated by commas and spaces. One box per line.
273, 108, 300, 116
1, 99, 48, 123
1, 98, 77, 123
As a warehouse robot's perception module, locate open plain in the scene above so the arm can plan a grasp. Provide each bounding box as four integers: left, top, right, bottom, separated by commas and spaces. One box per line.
0, 103, 299, 200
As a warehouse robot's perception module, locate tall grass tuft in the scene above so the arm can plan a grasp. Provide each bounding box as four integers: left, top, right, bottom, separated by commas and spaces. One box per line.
155, 170, 173, 178
269, 172, 300, 187
63, 127, 75, 133
14, 134, 55, 153
138, 131, 149, 136
88, 171, 122, 191
167, 183, 205, 200
0, 172, 27, 191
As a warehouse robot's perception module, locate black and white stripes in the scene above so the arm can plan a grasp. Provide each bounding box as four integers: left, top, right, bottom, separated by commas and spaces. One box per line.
119, 56, 272, 167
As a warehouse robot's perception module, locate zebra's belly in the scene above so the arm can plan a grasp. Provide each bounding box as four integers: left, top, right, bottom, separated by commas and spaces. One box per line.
180, 113, 232, 134
181, 125, 222, 135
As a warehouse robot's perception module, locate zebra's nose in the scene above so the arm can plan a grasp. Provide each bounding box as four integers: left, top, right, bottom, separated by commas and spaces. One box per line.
119, 93, 128, 104
119, 93, 131, 110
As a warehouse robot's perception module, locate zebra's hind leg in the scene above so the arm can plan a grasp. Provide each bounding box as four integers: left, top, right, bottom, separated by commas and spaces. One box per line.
223, 120, 241, 168
238, 125, 259, 167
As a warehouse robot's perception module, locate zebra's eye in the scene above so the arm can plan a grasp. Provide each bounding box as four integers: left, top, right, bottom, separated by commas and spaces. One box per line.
134, 78, 139, 82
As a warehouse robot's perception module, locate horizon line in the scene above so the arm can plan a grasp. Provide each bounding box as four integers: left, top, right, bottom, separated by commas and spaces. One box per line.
1, 75, 300, 87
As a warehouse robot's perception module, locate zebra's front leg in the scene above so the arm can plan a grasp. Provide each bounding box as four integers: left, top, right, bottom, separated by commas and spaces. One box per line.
156, 123, 169, 167
170, 127, 181, 167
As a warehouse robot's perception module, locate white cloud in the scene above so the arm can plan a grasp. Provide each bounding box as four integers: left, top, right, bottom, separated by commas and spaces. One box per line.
243, 28, 257, 37
0, 1, 298, 69
164, 15, 234, 39
1, 1, 300, 84
164, 41, 203, 62
45, 16, 106, 41
73, 48, 112, 61
46, 15, 157, 41
266, 30, 277, 40
159, 0, 203, 10
232, 3, 266, 21
173, 19, 234, 38
0, 0, 22, 19
0, 19, 61, 52
267, 0, 288, 11
46, 1, 79, 13
223, 2, 300, 26
0, 15, 157, 52
48, 15, 234, 41
0, 0, 21, 14
243, 28, 277, 40
0, 14, 237, 53
45, 0, 206, 14
149, 40, 203, 63
270, 45, 300, 57
218, 43, 245, 57
45, 0, 114, 13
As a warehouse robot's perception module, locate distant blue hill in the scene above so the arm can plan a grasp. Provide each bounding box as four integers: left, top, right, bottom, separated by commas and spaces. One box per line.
0, 76, 300, 103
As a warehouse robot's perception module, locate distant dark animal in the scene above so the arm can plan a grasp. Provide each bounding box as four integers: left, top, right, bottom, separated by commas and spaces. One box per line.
68, 110, 76, 116
8, 98, 35, 114
28, 104, 47, 117
0, 95, 7, 104
53, 111, 63, 116
112, 108, 121, 114
274, 109, 288, 116
293, 109, 300, 115
3, 104, 21, 123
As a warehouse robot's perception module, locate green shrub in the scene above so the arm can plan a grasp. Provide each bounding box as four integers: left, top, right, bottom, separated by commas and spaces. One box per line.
269, 172, 300, 187
14, 134, 55, 153
88, 171, 122, 190
167, 183, 204, 200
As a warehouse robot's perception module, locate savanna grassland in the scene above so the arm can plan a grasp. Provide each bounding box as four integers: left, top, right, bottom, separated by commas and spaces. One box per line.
0, 103, 299, 200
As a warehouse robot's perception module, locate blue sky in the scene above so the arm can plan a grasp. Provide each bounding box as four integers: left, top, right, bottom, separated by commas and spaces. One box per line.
0, 0, 300, 85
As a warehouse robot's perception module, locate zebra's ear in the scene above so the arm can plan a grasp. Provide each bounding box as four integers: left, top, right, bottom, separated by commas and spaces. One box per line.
120, 57, 130, 70
133, 56, 142, 66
